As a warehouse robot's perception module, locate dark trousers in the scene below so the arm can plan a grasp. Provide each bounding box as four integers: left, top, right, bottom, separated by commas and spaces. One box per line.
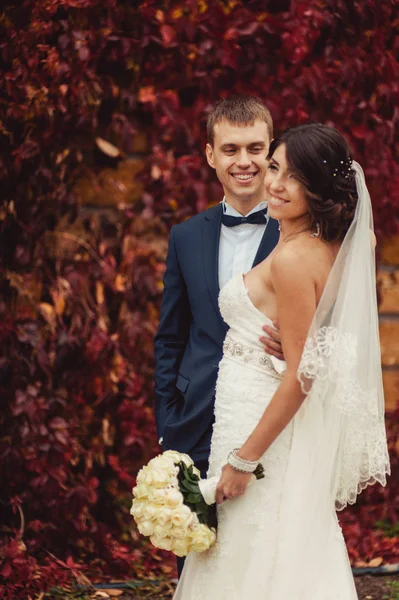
177, 457, 209, 578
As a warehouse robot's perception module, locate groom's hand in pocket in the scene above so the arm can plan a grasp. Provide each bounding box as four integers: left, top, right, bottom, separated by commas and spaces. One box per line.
215, 464, 252, 504
260, 320, 284, 360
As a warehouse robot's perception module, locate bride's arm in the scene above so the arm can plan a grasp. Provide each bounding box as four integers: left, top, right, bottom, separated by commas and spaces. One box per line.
238, 246, 317, 461
215, 246, 317, 503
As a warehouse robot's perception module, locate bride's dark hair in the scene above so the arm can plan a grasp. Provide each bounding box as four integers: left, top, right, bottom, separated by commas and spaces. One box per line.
267, 123, 358, 242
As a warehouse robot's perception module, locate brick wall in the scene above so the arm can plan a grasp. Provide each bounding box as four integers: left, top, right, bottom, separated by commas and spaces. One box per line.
76, 153, 399, 411
379, 237, 399, 410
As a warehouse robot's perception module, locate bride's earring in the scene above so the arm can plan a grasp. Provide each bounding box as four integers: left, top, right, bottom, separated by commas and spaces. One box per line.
310, 223, 321, 238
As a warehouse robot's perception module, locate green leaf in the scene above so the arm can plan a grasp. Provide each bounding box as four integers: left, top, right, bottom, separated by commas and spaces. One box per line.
195, 505, 207, 516
180, 479, 201, 493
254, 463, 265, 479
186, 492, 202, 503
187, 464, 200, 482
178, 461, 189, 477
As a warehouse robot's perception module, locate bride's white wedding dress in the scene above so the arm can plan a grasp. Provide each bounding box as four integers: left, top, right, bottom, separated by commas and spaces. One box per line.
173, 272, 358, 600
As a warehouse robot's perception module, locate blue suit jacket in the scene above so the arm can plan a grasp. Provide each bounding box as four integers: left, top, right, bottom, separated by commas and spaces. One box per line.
154, 203, 280, 463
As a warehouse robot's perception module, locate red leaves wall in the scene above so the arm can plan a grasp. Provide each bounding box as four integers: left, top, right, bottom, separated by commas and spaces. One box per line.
0, 0, 398, 596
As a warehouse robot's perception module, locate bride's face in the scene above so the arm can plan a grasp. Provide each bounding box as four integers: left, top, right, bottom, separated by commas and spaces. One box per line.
264, 144, 310, 223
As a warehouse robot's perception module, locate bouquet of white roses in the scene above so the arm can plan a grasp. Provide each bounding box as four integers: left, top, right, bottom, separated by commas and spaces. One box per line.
131, 450, 217, 556
131, 449, 264, 557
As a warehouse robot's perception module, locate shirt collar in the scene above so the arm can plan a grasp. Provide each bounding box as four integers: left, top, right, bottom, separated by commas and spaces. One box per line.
222, 198, 268, 219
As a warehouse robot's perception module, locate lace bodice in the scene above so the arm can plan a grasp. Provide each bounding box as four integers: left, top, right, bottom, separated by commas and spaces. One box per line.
219, 272, 286, 377
219, 272, 271, 348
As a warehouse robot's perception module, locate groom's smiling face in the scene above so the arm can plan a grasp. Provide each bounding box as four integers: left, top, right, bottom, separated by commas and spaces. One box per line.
206, 119, 270, 214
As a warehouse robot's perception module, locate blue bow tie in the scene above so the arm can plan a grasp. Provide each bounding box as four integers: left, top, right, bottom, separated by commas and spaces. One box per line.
221, 209, 267, 227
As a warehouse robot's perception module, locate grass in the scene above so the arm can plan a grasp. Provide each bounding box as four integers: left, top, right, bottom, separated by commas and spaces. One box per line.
384, 580, 399, 600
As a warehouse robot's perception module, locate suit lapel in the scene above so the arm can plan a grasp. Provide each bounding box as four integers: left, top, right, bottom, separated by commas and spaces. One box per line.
201, 204, 228, 331
252, 217, 280, 267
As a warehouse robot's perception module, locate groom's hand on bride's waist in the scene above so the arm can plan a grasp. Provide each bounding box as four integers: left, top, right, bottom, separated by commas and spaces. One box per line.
259, 321, 284, 361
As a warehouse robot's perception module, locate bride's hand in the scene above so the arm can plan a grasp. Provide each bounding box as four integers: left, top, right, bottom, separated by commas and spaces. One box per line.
215, 464, 253, 504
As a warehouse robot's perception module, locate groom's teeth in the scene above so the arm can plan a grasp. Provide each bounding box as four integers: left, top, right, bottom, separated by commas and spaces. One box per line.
233, 173, 255, 180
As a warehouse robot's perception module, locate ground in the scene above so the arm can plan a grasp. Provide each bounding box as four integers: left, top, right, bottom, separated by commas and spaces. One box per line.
355, 575, 399, 600
43, 574, 399, 599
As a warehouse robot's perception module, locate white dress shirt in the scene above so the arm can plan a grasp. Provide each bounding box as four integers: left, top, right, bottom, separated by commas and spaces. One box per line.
218, 199, 268, 290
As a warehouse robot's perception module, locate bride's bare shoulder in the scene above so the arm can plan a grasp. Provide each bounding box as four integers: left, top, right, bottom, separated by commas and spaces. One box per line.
271, 237, 333, 281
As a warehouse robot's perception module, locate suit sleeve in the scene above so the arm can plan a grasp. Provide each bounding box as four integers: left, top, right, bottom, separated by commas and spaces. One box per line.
154, 226, 191, 438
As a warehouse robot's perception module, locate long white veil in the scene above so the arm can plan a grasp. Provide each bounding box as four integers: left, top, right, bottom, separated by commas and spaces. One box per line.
265, 161, 390, 599
174, 163, 390, 600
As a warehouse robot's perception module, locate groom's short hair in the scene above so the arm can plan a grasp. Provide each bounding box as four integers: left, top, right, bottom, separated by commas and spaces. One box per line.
207, 95, 273, 146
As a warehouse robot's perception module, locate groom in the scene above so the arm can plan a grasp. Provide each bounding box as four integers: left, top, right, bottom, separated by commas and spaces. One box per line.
154, 95, 282, 480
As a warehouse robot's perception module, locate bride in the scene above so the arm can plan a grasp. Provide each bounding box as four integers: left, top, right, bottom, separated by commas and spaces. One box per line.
173, 123, 390, 600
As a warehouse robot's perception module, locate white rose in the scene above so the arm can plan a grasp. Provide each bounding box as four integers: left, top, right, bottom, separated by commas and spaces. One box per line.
150, 534, 174, 552
159, 519, 174, 532
189, 524, 215, 552
152, 522, 168, 537
141, 470, 154, 485
169, 475, 179, 488
164, 488, 184, 509
147, 487, 167, 504
179, 453, 194, 467
151, 516, 174, 533
137, 520, 155, 537
156, 506, 175, 527
171, 538, 190, 557
171, 528, 188, 540
148, 455, 176, 474
130, 499, 146, 520
140, 466, 173, 487
147, 454, 163, 468
171, 505, 193, 532
149, 467, 175, 487
142, 503, 160, 521
136, 465, 150, 485
132, 484, 149, 499
162, 450, 183, 464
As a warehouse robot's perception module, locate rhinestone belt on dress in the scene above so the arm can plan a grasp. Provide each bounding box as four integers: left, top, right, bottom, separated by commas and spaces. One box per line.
223, 333, 282, 378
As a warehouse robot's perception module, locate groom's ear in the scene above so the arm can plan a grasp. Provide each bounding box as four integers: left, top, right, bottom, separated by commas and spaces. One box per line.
206, 143, 216, 169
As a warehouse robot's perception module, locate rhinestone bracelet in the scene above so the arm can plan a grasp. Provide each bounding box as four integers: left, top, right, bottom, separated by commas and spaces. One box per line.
227, 448, 259, 474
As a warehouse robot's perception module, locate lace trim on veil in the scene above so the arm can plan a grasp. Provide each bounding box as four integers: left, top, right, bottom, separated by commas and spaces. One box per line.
298, 326, 390, 510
